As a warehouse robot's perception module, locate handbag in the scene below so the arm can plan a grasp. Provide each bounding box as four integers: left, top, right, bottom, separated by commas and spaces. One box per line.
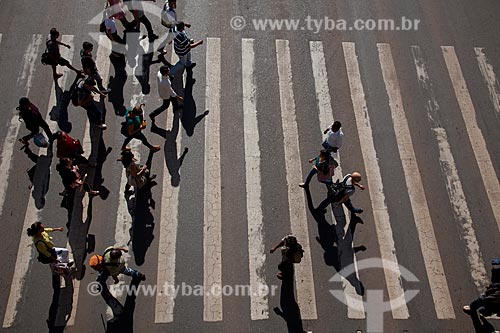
34, 133, 48, 148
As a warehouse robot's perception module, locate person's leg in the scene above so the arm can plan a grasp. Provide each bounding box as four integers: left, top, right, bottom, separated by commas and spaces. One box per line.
74, 154, 89, 166
300, 168, 317, 187
21, 131, 36, 144
343, 198, 363, 214
139, 15, 156, 40
170, 54, 187, 77
316, 196, 332, 213
38, 118, 54, 140
122, 266, 145, 280
149, 99, 170, 119
135, 132, 154, 149
122, 136, 134, 150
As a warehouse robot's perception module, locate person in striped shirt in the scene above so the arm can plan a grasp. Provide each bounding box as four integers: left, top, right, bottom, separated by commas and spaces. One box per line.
170, 21, 203, 78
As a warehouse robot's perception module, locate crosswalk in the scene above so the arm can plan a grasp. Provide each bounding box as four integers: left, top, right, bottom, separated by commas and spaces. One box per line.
0, 33, 500, 329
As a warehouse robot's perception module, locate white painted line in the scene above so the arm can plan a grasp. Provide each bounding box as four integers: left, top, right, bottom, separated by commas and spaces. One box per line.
309, 41, 364, 319
155, 45, 182, 323
342, 42, 409, 319
0, 34, 42, 225
411, 46, 489, 292
475, 48, 500, 118
242, 38, 268, 321
378, 43, 454, 319
442, 46, 500, 236
3, 35, 73, 328
276, 39, 317, 320
203, 37, 223, 322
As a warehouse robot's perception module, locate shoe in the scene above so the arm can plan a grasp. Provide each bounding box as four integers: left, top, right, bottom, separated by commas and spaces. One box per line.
19, 138, 28, 145
353, 208, 363, 214
150, 145, 161, 152
149, 34, 159, 42
298, 183, 306, 188
122, 146, 131, 151
186, 62, 197, 70
140, 273, 146, 281
53, 73, 63, 79
124, 189, 134, 196
462, 305, 473, 315
100, 88, 112, 94
149, 174, 157, 181
89, 190, 100, 196
276, 272, 283, 280
149, 113, 155, 121
68, 260, 74, 267
97, 124, 107, 130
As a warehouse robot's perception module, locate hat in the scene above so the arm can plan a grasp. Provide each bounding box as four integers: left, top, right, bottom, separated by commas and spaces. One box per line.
117, 150, 137, 161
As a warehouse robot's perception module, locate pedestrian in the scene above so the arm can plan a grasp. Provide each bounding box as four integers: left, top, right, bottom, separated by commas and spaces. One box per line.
96, 246, 146, 284
104, 11, 125, 47
106, 0, 132, 28
463, 283, 500, 317
54, 131, 88, 166
80, 42, 110, 94
17, 97, 53, 146
270, 235, 304, 280
149, 66, 183, 122
170, 21, 203, 78
75, 74, 108, 130
27, 222, 73, 275
118, 149, 156, 195
45, 28, 82, 80
316, 172, 365, 214
299, 149, 336, 188
121, 104, 160, 151
159, 0, 191, 55
322, 120, 343, 165
124, 0, 159, 42
56, 158, 99, 196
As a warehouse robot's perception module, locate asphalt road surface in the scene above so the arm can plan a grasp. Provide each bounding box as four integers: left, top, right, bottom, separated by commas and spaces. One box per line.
0, 0, 499, 332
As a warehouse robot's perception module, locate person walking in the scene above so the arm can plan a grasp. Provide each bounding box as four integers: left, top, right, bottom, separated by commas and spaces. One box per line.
56, 158, 99, 196
270, 235, 304, 280
118, 149, 156, 195
159, 0, 190, 56
54, 131, 88, 166
170, 21, 203, 78
97, 246, 146, 284
149, 66, 183, 122
299, 149, 336, 188
322, 120, 343, 165
106, 0, 132, 28
316, 172, 365, 214
17, 97, 53, 146
121, 104, 160, 151
80, 41, 110, 94
45, 28, 82, 80
75, 74, 108, 130
27, 222, 73, 275
124, 0, 159, 42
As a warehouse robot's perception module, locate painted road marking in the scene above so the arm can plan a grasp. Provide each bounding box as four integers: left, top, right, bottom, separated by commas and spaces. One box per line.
475, 47, 500, 119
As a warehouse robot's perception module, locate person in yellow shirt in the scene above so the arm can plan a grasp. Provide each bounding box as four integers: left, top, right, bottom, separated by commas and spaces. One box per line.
97, 246, 145, 284
27, 222, 73, 274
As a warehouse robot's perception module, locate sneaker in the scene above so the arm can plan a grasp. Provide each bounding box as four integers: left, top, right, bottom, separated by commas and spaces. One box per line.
462, 305, 473, 315
186, 62, 197, 70
140, 273, 146, 281
149, 113, 155, 121
150, 145, 161, 152
97, 124, 107, 130
89, 190, 100, 196
298, 183, 306, 188
149, 34, 159, 42
353, 208, 363, 214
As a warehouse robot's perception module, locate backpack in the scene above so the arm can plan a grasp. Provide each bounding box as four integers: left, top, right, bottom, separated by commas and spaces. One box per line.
89, 248, 115, 271
35, 240, 54, 264
327, 174, 354, 203
283, 236, 304, 263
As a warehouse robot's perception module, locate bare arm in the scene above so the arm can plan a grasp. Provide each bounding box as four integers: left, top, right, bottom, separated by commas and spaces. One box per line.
270, 240, 285, 253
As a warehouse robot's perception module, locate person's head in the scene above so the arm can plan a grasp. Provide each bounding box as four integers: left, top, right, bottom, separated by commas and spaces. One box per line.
82, 42, 93, 53
168, 0, 176, 9
176, 21, 185, 31
319, 149, 330, 160
53, 131, 64, 141
18, 97, 30, 109
284, 235, 298, 248
332, 121, 342, 132
27, 222, 44, 236
60, 158, 73, 169
159, 66, 170, 76
351, 171, 362, 183
110, 249, 122, 259
49, 28, 60, 39
117, 150, 136, 167
131, 104, 144, 115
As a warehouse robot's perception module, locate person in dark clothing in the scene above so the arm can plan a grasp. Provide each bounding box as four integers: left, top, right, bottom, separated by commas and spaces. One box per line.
46, 28, 82, 80
463, 283, 500, 317
76, 75, 107, 130
80, 42, 110, 94
121, 105, 160, 152
270, 235, 304, 280
56, 158, 99, 197
124, 0, 159, 42
53, 131, 88, 166
17, 97, 53, 146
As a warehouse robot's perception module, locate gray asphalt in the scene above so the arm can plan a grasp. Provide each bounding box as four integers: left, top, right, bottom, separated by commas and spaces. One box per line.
0, 0, 499, 332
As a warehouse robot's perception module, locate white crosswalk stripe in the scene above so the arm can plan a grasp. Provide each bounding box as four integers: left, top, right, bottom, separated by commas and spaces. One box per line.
276, 39, 318, 320
3, 33, 500, 328
378, 43, 454, 319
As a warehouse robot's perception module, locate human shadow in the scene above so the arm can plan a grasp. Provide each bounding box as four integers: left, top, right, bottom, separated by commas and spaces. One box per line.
150, 110, 188, 187
180, 69, 209, 137
126, 151, 157, 266
99, 277, 141, 333
273, 269, 305, 333
47, 274, 74, 333
50, 75, 76, 133
134, 38, 155, 96
304, 187, 365, 296
28, 142, 53, 209
21, 145, 38, 187
109, 53, 128, 116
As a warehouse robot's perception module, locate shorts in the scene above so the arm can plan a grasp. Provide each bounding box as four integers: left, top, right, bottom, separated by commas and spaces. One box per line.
57, 57, 70, 66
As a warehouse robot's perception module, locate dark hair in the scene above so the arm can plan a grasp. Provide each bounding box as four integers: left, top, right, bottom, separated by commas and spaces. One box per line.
319, 149, 329, 159
176, 21, 185, 31
284, 235, 298, 248
332, 121, 342, 130
82, 41, 93, 51
50, 28, 59, 37
27, 222, 43, 236
159, 66, 169, 75
110, 249, 122, 259
18, 97, 30, 108
54, 131, 63, 140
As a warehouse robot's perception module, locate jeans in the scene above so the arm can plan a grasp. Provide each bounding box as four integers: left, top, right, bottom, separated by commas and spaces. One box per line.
122, 131, 154, 150
150, 98, 179, 118
97, 266, 143, 283
317, 197, 358, 213
82, 101, 103, 125
138, 15, 155, 39
170, 52, 192, 77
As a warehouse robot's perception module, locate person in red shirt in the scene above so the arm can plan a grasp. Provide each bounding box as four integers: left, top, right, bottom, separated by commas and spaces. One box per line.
54, 131, 88, 165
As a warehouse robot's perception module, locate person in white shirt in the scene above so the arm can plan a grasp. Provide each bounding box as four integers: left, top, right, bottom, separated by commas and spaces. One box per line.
322, 121, 343, 163
159, 0, 191, 56
316, 172, 365, 215
149, 66, 183, 121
